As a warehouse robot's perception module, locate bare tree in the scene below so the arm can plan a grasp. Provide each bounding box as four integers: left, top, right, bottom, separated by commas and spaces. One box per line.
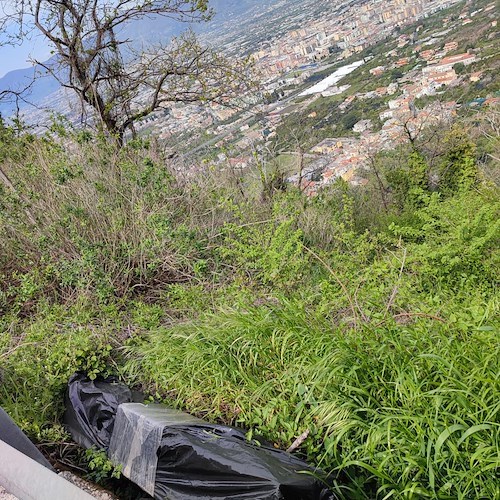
2, 0, 253, 145
270, 113, 318, 193
0, 80, 39, 126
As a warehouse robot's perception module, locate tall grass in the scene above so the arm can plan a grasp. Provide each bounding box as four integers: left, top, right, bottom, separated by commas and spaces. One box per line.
0, 132, 249, 307
125, 299, 499, 498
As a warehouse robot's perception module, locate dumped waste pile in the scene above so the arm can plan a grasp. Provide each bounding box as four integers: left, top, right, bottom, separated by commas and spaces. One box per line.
65, 373, 333, 500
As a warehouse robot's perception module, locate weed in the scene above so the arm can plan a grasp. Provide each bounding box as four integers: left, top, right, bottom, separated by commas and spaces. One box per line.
85, 449, 122, 483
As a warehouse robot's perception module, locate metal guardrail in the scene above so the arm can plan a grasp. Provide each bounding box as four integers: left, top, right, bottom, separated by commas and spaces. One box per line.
0, 409, 53, 471
0, 439, 95, 500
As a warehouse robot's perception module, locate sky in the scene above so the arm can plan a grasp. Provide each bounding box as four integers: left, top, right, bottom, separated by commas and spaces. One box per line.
0, 0, 52, 78
0, 30, 52, 78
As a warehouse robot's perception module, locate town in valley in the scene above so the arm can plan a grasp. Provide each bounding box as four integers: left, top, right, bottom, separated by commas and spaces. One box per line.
3, 0, 499, 193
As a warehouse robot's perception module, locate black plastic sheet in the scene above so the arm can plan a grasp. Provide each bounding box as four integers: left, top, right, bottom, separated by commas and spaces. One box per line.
154, 421, 332, 499
65, 375, 334, 500
64, 373, 132, 450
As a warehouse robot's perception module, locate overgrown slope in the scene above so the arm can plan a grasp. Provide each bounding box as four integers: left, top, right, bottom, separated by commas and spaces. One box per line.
0, 115, 498, 498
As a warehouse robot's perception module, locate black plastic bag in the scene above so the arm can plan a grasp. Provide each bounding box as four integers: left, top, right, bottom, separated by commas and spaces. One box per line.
154, 423, 332, 499
65, 375, 334, 500
64, 372, 132, 450
109, 403, 332, 500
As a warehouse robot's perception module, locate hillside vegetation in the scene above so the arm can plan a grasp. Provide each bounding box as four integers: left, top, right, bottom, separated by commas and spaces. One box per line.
0, 113, 499, 498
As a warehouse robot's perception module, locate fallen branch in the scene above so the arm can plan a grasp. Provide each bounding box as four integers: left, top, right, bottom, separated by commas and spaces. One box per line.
286, 429, 310, 453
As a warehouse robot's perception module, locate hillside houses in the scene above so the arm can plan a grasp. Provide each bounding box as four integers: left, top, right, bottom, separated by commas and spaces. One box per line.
291, 94, 459, 195
422, 52, 477, 75
311, 137, 357, 154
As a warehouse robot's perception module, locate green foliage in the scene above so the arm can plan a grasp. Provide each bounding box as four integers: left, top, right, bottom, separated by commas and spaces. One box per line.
386, 151, 429, 210
390, 189, 499, 285
219, 216, 308, 290
0, 304, 115, 436
391, 68, 403, 80
438, 127, 478, 194
85, 448, 122, 483
130, 301, 165, 329
1, 119, 499, 498
77, 343, 113, 381
454, 62, 466, 74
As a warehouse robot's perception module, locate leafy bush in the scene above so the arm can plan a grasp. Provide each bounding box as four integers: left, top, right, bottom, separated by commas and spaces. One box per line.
0, 303, 115, 437
219, 217, 308, 289
390, 190, 499, 285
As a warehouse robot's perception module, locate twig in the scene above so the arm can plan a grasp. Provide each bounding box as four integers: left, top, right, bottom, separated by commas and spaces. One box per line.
303, 245, 359, 327
287, 429, 310, 453
385, 247, 407, 316
0, 342, 37, 360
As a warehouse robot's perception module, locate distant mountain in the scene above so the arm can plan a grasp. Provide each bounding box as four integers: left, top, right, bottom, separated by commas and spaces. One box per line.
0, 62, 61, 118
121, 0, 278, 42
0, 0, 278, 117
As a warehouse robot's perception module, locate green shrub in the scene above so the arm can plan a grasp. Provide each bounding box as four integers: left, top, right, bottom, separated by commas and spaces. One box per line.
218, 217, 308, 290
0, 303, 115, 437
85, 449, 122, 483
390, 189, 499, 286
